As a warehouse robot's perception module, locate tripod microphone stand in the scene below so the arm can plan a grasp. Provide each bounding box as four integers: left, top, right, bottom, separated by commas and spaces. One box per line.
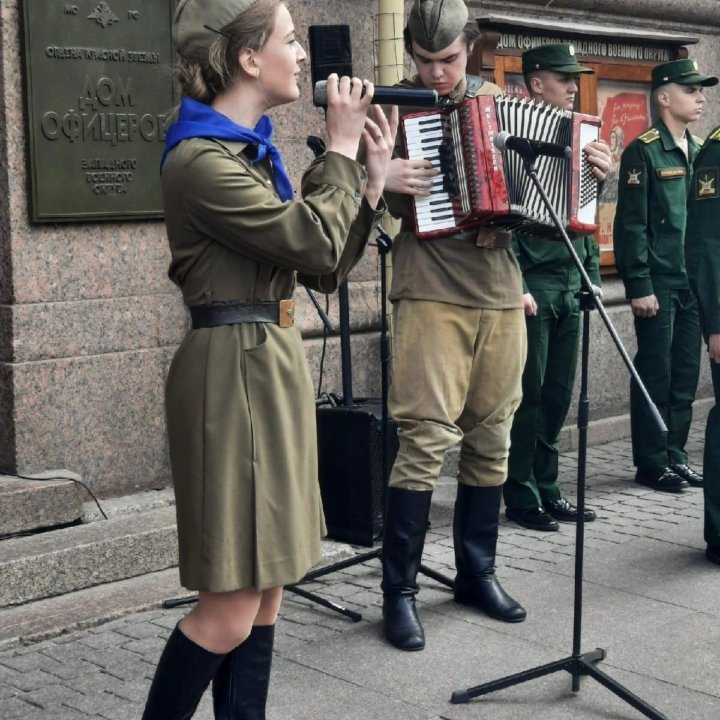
450, 144, 671, 720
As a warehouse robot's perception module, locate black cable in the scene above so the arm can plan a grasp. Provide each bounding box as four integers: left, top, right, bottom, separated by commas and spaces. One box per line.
0, 467, 108, 520
316, 292, 330, 399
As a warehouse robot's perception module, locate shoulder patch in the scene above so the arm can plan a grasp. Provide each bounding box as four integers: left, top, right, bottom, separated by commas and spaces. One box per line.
638, 128, 660, 144
625, 166, 645, 187
695, 167, 719, 200
709, 127, 720, 142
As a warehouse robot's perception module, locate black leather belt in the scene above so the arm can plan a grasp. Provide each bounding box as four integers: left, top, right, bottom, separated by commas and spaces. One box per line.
189, 300, 295, 329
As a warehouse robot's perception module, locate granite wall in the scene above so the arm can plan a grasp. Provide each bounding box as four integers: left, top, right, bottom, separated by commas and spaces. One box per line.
1, 0, 719, 497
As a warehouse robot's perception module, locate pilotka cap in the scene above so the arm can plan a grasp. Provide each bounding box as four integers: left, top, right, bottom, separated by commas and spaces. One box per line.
174, 0, 262, 62
407, 0, 469, 52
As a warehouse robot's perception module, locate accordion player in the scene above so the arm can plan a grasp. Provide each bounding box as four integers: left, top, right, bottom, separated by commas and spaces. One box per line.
401, 95, 601, 239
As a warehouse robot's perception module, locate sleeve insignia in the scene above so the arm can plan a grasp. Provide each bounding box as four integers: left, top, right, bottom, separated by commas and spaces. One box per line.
695, 167, 719, 200
638, 128, 660, 144
626, 167, 643, 186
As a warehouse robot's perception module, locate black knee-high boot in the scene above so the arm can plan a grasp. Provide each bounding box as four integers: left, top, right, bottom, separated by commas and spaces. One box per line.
381, 487, 433, 651
142, 624, 227, 720
453, 484, 527, 622
212, 624, 275, 720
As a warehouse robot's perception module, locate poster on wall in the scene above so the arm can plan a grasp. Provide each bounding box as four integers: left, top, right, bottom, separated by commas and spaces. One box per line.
503, 73, 530, 100
596, 81, 652, 254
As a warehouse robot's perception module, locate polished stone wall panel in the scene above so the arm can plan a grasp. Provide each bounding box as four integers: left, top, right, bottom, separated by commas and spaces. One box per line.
8, 294, 187, 363
11, 349, 174, 497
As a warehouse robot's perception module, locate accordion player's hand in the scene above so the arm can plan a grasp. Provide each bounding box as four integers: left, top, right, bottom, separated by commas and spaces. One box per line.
584, 140, 612, 182
385, 158, 438, 196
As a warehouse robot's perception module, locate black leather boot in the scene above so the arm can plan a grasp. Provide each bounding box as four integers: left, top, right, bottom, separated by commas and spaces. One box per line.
142, 624, 227, 720
381, 487, 432, 651
213, 624, 274, 720
453, 484, 527, 623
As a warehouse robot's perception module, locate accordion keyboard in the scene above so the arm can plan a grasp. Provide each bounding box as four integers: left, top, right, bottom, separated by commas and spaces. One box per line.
402, 114, 459, 234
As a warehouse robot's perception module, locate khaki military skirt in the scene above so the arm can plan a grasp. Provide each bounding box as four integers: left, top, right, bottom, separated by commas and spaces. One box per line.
165, 321, 326, 592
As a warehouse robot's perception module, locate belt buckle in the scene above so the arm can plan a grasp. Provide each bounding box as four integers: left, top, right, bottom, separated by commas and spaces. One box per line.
278, 299, 295, 328
475, 229, 496, 249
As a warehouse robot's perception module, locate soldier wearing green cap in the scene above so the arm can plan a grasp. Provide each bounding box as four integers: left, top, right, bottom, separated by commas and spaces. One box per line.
613, 58, 717, 493
141, 1, 398, 717
503, 43, 610, 533
685, 124, 720, 567
379, 0, 527, 653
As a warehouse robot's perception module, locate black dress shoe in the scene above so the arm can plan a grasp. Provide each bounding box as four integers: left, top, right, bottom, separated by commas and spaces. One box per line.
669, 464, 703, 487
635, 467, 685, 492
543, 497, 596, 523
706, 545, 720, 566
505, 507, 559, 531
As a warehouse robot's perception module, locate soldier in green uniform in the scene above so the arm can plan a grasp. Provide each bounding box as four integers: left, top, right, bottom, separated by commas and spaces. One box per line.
379, 0, 528, 652
141, 1, 397, 718
685, 125, 720, 566
614, 59, 717, 492
503, 44, 610, 532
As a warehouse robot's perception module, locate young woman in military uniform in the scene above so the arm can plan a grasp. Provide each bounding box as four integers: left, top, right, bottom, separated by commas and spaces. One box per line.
685, 125, 720, 567
614, 59, 717, 493
141, 1, 397, 717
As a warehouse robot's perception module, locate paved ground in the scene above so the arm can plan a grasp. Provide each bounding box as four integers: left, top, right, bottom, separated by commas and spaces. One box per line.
1, 422, 718, 720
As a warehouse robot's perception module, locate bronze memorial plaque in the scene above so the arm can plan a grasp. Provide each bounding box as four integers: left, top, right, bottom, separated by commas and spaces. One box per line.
22, 1, 175, 222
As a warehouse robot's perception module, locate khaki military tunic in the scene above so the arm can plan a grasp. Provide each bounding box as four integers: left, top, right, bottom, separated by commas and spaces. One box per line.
388, 78, 523, 309
162, 138, 383, 592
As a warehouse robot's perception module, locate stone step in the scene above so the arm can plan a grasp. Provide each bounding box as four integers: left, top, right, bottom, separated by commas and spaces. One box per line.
0, 470, 84, 537
0, 484, 370, 617
0, 506, 179, 607
0, 567, 185, 650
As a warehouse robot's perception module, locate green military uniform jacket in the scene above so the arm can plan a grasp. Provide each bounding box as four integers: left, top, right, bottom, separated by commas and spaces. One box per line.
686, 126, 720, 335
385, 76, 524, 309
613, 119, 702, 299
513, 231, 600, 292
162, 138, 384, 592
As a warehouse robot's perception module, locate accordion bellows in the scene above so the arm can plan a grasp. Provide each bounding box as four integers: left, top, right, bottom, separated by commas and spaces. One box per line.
402, 96, 600, 239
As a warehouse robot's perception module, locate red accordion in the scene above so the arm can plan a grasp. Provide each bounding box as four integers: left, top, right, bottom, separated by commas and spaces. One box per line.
401, 95, 601, 239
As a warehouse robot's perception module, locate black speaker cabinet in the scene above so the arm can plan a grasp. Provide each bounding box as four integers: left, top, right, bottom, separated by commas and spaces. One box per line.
316, 401, 398, 546
308, 25, 353, 106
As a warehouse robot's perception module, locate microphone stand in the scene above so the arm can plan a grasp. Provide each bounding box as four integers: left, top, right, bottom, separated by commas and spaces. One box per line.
450, 147, 670, 719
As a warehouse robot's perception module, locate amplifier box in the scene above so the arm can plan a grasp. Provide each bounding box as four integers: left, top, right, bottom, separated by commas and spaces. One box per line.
316, 401, 398, 546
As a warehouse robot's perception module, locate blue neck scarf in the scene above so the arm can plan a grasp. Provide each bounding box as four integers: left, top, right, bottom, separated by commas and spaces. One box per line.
161, 97, 294, 202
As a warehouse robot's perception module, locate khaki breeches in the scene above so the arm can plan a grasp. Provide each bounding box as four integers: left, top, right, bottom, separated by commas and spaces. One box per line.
388, 299, 527, 490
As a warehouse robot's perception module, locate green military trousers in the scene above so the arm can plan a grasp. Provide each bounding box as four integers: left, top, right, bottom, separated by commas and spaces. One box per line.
504, 288, 581, 510
631, 289, 701, 470
388, 299, 526, 490
705, 359, 720, 547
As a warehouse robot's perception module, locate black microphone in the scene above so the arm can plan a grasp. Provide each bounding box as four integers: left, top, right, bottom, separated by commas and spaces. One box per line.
494, 131, 572, 160
313, 80, 438, 107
